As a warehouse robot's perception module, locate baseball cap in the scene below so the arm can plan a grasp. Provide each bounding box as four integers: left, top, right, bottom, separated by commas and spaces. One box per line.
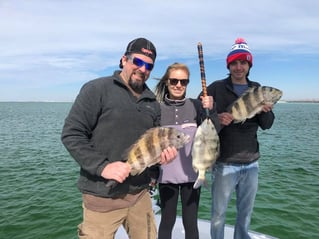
119, 37, 157, 68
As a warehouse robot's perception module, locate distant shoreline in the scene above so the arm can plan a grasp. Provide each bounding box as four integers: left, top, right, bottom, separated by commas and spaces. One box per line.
279, 100, 319, 103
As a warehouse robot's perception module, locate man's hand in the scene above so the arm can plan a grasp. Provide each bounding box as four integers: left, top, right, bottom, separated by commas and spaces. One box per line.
160, 146, 178, 165
101, 161, 131, 183
261, 103, 273, 113
218, 112, 234, 126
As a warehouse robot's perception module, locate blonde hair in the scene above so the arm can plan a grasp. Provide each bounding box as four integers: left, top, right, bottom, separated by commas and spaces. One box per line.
154, 62, 190, 102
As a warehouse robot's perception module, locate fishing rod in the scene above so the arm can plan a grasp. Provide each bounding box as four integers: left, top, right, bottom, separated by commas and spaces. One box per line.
197, 42, 210, 118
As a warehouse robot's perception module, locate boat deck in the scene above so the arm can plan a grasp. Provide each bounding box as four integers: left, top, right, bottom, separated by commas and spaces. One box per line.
115, 214, 278, 239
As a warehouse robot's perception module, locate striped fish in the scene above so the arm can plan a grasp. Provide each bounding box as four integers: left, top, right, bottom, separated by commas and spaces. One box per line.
106, 127, 190, 188
192, 118, 219, 189
126, 127, 190, 175
229, 86, 283, 123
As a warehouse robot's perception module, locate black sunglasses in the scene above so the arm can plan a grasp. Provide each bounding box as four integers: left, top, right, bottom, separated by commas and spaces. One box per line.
127, 56, 154, 71
168, 78, 189, 86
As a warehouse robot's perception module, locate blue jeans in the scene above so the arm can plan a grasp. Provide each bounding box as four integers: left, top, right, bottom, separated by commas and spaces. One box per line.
210, 161, 259, 239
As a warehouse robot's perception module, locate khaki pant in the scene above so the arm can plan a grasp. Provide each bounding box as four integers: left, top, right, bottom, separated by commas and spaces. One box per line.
78, 191, 157, 239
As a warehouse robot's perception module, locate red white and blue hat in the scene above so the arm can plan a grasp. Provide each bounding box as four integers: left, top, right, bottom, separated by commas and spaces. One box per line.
226, 38, 253, 68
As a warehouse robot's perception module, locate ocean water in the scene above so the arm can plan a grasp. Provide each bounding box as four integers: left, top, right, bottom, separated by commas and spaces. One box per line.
0, 102, 318, 239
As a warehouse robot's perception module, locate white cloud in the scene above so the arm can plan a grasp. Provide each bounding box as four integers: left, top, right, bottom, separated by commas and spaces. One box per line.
0, 0, 318, 101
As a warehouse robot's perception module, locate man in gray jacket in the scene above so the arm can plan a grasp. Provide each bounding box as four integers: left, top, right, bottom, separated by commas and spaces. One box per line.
61, 37, 177, 239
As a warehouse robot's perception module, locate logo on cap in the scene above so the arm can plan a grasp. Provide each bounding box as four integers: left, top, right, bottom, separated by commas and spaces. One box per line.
141, 47, 154, 56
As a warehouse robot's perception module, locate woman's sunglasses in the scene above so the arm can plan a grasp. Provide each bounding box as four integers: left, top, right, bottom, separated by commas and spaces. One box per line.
127, 56, 154, 71
168, 78, 189, 86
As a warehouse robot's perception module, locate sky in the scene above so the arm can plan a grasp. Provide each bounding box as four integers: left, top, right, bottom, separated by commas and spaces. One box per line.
1, 0, 318, 102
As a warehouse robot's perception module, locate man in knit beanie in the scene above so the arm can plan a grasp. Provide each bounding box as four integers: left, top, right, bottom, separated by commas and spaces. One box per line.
199, 38, 277, 239
226, 37, 253, 68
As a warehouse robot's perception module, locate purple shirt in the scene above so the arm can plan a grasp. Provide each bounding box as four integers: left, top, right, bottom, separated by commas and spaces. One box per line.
158, 97, 199, 184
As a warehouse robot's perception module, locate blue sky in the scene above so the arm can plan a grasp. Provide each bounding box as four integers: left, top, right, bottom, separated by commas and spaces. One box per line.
1, 0, 318, 102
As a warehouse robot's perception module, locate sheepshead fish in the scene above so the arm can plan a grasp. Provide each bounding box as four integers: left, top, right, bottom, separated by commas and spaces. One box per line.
106, 127, 190, 188
127, 127, 190, 175
192, 118, 219, 189
229, 86, 283, 123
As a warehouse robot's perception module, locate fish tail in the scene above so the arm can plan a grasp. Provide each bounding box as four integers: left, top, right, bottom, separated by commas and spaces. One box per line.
193, 178, 205, 189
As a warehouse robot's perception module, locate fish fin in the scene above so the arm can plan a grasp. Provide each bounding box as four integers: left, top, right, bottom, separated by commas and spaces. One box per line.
130, 162, 160, 176
233, 105, 263, 124
130, 169, 140, 176
193, 178, 205, 189
193, 178, 210, 189
233, 118, 246, 124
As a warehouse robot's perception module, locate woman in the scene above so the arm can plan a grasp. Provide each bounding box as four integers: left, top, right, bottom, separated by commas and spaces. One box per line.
154, 62, 220, 239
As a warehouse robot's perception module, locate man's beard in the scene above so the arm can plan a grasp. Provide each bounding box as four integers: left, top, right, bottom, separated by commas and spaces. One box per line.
128, 78, 145, 94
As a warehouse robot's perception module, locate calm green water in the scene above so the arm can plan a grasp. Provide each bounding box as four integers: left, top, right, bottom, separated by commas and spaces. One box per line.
0, 102, 318, 239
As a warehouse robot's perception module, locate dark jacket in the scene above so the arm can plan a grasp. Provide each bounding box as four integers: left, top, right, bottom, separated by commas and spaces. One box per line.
189, 98, 220, 131
205, 76, 275, 164
61, 71, 161, 198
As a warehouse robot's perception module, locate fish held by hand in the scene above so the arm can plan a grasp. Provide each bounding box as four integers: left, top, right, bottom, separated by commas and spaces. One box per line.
228, 86, 283, 124
192, 118, 219, 189
106, 127, 190, 188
